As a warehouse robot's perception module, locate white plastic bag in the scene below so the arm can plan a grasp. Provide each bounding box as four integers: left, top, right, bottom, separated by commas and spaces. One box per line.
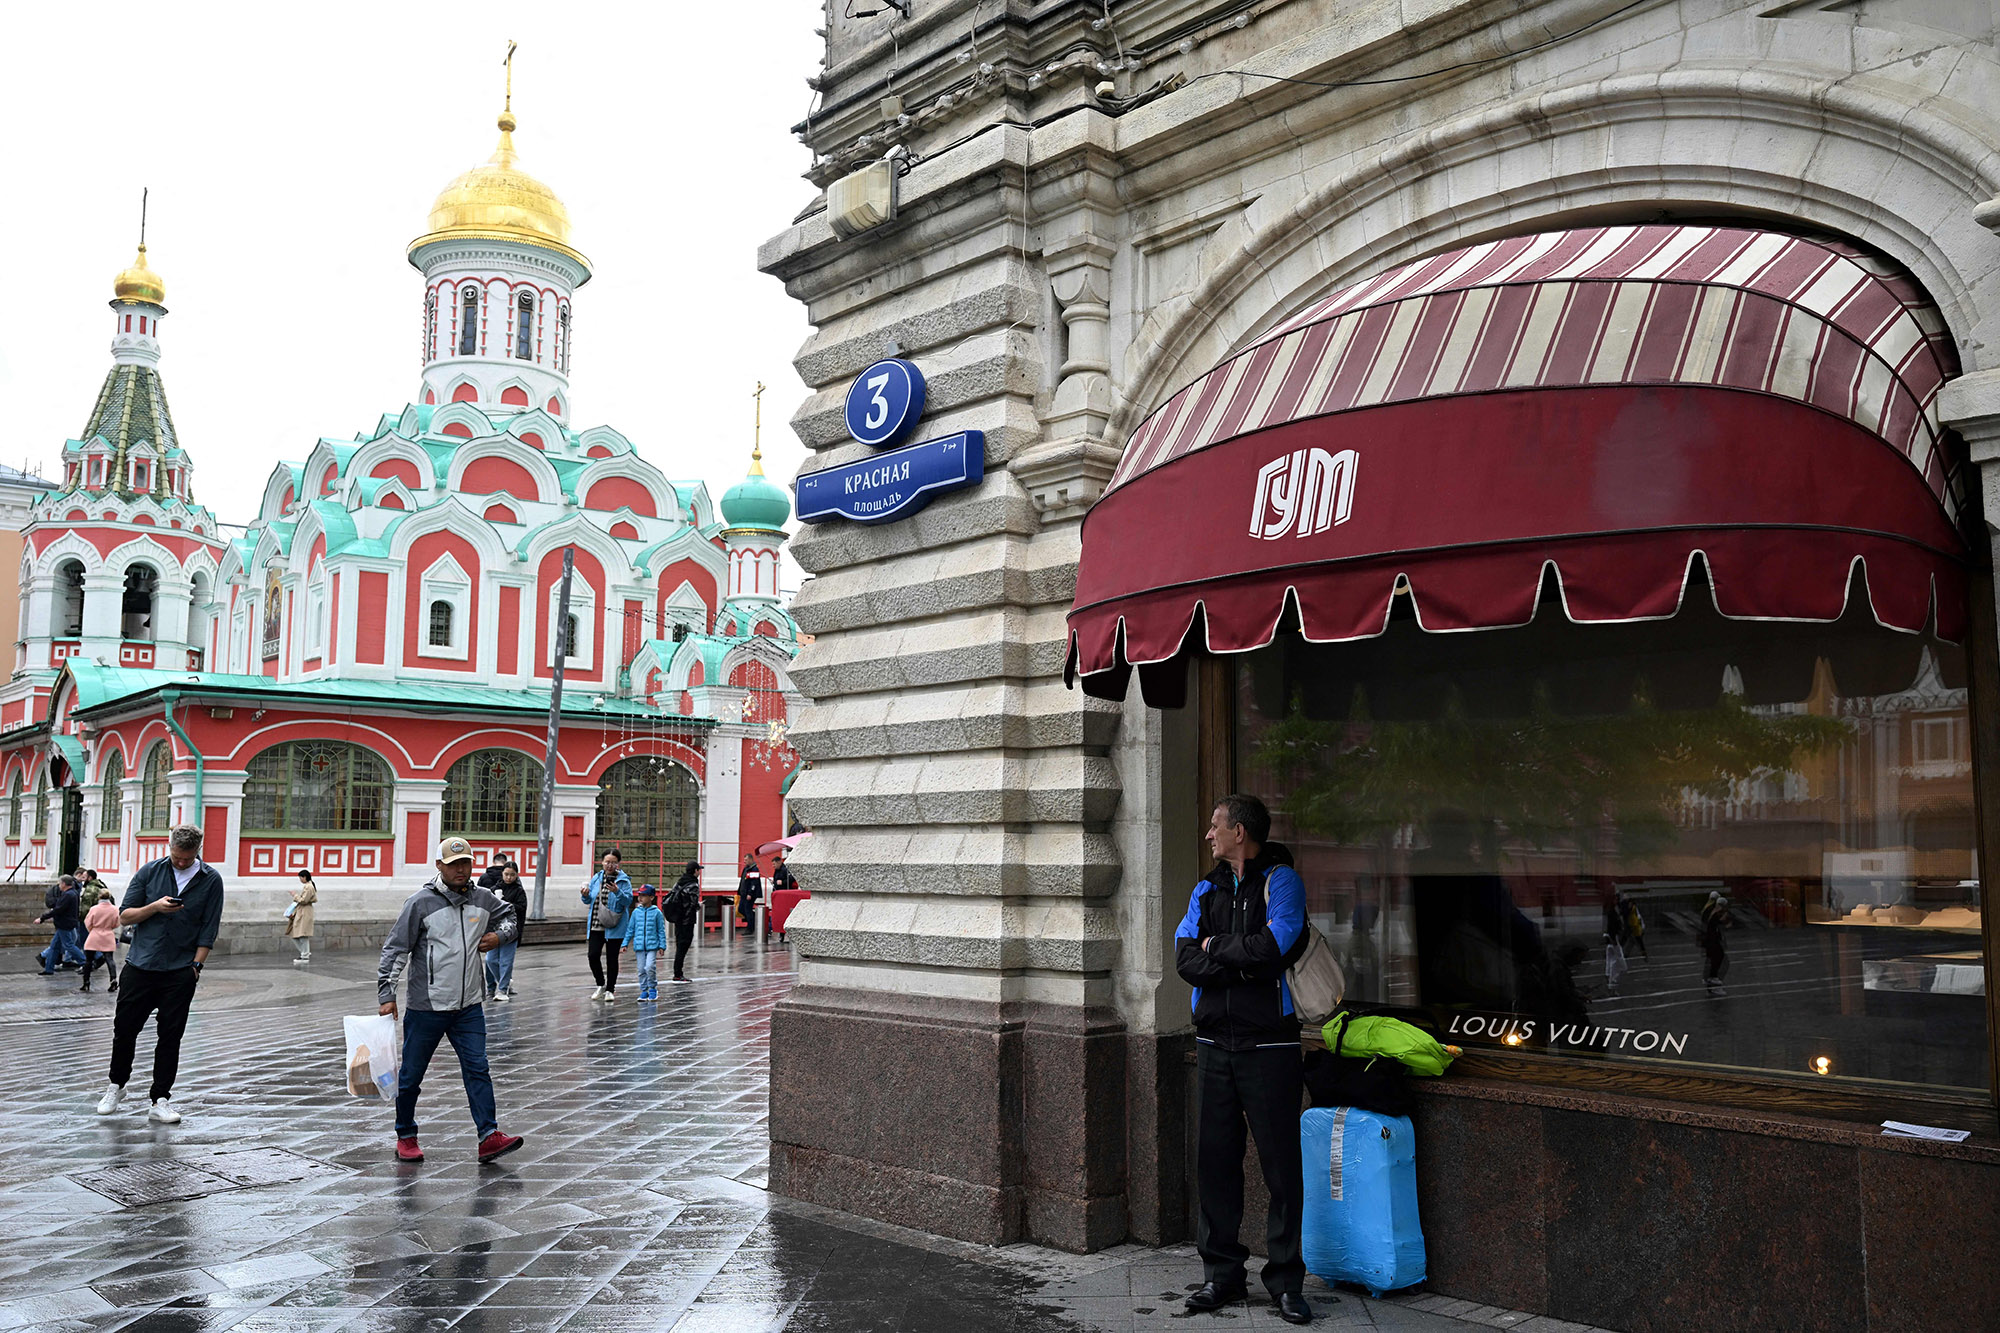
1604, 940, 1629, 990
342, 1014, 400, 1098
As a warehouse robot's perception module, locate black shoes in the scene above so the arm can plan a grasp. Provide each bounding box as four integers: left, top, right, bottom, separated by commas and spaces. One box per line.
1184, 1282, 1246, 1312
1278, 1292, 1314, 1324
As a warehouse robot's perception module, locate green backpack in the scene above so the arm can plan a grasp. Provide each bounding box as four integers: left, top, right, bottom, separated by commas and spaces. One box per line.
1320, 1012, 1460, 1077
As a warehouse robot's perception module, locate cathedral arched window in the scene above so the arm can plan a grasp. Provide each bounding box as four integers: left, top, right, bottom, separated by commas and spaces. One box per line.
558, 305, 571, 372
98, 750, 124, 836
459, 287, 480, 356
425, 291, 438, 362
595, 757, 701, 892
33, 771, 47, 838
516, 292, 534, 361
54, 560, 84, 638
7, 775, 22, 840
429, 600, 454, 648
243, 741, 392, 834
121, 564, 158, 642
562, 613, 579, 661
140, 742, 172, 834
443, 748, 543, 836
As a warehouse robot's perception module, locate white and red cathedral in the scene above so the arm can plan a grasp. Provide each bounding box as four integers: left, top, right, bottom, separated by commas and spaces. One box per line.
0, 100, 802, 914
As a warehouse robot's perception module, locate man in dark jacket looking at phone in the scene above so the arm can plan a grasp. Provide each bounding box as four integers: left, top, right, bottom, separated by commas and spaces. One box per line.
95, 825, 224, 1124
1175, 793, 1314, 1325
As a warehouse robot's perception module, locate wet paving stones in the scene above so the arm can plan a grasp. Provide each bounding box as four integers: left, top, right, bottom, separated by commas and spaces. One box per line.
0, 939, 1590, 1332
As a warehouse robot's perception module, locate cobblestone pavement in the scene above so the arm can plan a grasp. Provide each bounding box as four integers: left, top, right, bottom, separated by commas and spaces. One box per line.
0, 938, 1607, 1332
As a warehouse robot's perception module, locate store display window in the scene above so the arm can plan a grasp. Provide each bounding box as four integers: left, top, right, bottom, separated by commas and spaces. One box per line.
1235, 574, 1985, 1092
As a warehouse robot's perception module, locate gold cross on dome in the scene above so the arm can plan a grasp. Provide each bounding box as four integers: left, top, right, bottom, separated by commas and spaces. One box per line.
752, 381, 766, 463
503, 40, 517, 112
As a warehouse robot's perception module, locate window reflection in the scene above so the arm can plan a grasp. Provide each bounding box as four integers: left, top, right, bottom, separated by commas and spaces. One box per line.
1237, 580, 1984, 1091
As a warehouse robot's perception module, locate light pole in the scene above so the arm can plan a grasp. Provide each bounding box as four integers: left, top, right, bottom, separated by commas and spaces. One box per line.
532, 546, 575, 921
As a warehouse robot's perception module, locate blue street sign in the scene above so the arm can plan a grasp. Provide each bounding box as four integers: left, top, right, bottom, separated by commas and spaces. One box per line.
843, 358, 927, 448
797, 431, 985, 525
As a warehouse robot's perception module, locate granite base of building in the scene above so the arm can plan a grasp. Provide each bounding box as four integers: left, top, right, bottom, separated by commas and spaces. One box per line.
1412, 1079, 2000, 1333
769, 986, 1193, 1252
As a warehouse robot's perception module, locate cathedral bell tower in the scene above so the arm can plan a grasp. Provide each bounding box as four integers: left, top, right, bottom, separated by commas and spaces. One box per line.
408, 48, 588, 424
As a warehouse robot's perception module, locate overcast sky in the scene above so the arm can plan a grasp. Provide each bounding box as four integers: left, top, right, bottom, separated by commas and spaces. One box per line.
2, 1, 823, 588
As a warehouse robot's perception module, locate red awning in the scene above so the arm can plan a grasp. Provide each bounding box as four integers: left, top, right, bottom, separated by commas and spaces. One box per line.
1067, 225, 1968, 702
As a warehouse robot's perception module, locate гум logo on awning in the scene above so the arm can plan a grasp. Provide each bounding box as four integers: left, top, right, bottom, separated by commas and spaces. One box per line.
1250, 447, 1357, 540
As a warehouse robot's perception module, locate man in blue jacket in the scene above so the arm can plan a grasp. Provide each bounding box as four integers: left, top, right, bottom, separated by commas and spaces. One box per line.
1175, 793, 1314, 1325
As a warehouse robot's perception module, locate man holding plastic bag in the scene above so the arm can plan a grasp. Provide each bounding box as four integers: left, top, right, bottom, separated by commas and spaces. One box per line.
376, 837, 523, 1165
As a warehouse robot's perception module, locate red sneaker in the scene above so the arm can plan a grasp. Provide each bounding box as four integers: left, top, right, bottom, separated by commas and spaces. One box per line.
477, 1131, 524, 1163
394, 1136, 424, 1162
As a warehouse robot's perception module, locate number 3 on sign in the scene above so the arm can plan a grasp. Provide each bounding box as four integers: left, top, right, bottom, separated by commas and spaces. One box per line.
864, 373, 891, 430
844, 358, 926, 448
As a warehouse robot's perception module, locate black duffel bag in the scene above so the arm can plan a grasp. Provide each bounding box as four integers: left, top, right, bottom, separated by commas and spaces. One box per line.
1302, 1022, 1417, 1118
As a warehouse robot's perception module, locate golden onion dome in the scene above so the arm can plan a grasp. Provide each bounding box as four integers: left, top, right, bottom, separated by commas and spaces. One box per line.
408, 109, 589, 273
112, 244, 166, 305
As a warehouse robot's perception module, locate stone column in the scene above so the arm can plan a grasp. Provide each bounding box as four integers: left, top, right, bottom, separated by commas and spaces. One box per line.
392, 777, 446, 888
79, 571, 123, 660
152, 574, 192, 659
20, 575, 54, 672
699, 731, 743, 890
762, 121, 1132, 1252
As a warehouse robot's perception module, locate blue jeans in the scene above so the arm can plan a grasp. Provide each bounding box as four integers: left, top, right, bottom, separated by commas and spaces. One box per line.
633, 949, 658, 992
484, 940, 519, 996
395, 1006, 497, 1140
40, 927, 86, 971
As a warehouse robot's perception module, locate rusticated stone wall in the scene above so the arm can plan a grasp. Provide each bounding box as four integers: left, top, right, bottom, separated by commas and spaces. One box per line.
761, 0, 2000, 1273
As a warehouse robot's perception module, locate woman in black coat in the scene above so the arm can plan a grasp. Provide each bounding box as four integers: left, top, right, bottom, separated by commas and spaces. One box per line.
668, 861, 702, 983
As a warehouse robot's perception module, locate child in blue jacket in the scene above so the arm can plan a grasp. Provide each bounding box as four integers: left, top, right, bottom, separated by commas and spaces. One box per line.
622, 886, 671, 1001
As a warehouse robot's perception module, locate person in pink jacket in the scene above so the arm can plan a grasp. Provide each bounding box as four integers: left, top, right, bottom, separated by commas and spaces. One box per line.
80, 896, 121, 994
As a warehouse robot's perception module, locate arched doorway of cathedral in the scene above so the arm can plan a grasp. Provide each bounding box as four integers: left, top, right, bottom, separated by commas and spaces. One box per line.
595, 756, 699, 894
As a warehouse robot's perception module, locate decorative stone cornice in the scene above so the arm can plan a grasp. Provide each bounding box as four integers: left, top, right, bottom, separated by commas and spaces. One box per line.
1011, 435, 1123, 524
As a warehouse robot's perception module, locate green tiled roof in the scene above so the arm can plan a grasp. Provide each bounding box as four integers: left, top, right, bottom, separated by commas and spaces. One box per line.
64, 364, 179, 499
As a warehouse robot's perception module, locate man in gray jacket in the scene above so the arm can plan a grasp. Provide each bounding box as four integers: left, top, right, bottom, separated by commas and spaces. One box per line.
378, 836, 522, 1164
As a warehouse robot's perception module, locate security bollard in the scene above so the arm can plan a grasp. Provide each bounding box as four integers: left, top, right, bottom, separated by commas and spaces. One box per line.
755, 903, 768, 946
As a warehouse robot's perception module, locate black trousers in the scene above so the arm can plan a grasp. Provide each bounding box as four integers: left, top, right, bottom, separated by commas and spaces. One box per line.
109, 963, 198, 1102
672, 920, 693, 978
587, 931, 621, 990
83, 950, 118, 985
1195, 1041, 1306, 1298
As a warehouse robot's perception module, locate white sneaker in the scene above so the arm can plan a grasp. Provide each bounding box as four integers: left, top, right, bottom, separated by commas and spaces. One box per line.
94, 1083, 123, 1116
590, 986, 607, 1001
293, 957, 309, 965
492, 991, 510, 1003
603, 989, 617, 1002
148, 1098, 181, 1125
